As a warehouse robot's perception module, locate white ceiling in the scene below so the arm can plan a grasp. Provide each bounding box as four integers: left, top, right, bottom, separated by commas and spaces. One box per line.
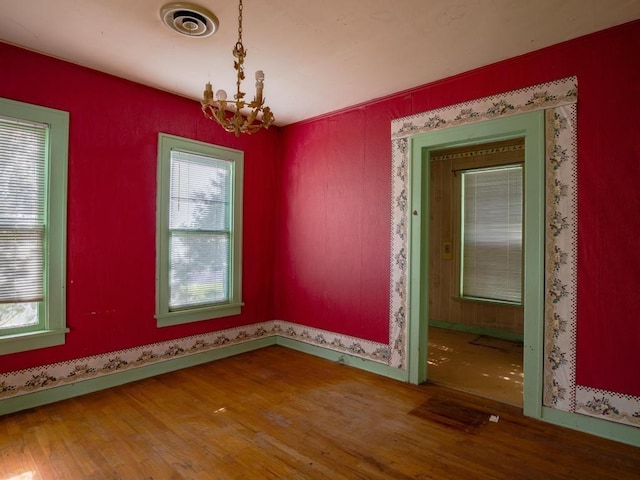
1, 1, 639, 126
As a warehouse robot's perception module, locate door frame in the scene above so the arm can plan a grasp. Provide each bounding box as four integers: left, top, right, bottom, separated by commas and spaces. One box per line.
406, 111, 545, 419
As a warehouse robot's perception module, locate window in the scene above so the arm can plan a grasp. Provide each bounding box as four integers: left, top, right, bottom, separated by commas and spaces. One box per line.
460, 164, 523, 305
0, 98, 69, 355
156, 134, 243, 327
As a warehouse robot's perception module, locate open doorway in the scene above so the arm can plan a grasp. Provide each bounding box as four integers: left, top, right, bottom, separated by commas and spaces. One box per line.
405, 111, 546, 418
426, 138, 525, 406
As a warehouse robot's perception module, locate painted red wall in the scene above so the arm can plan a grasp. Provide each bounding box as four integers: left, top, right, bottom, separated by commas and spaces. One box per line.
0, 43, 280, 373
2, 21, 638, 397
277, 21, 640, 396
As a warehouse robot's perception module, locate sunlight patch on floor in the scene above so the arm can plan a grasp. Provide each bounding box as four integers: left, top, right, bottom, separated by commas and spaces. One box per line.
4, 473, 35, 480
427, 327, 524, 406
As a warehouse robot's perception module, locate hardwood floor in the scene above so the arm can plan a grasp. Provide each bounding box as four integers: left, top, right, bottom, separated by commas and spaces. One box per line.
1, 346, 638, 479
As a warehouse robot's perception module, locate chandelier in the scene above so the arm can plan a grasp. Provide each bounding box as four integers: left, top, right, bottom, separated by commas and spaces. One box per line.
201, 0, 274, 136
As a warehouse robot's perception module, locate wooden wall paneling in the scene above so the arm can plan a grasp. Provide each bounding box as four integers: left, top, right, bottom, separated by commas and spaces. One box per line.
440, 158, 453, 323
429, 160, 443, 320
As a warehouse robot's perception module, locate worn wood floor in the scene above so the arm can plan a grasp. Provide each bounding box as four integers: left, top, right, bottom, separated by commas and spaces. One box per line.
1, 346, 638, 479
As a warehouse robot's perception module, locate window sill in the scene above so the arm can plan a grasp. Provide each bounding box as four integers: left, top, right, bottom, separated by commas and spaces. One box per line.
452, 296, 523, 308
155, 302, 243, 328
0, 328, 69, 355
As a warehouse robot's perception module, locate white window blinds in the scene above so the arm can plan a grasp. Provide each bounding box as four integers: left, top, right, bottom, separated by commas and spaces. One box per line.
169, 150, 232, 310
0, 117, 47, 304
461, 165, 523, 304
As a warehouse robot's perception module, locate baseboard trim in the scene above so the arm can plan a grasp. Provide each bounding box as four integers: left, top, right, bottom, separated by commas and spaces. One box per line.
541, 406, 640, 448
0, 335, 407, 416
429, 319, 524, 342
276, 336, 408, 382
0, 337, 276, 416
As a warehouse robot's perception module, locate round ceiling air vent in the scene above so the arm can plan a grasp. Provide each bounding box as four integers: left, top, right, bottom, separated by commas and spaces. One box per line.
160, 3, 219, 38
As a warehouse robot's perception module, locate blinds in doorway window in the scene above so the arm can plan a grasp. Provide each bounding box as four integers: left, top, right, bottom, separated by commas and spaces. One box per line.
461, 165, 523, 304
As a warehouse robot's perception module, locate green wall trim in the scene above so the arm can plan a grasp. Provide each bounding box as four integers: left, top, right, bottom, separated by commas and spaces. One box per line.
0, 337, 276, 416
0, 328, 69, 356
429, 320, 524, 342
0, 97, 69, 356
408, 111, 545, 420
155, 133, 245, 327
541, 406, 640, 448
275, 337, 408, 382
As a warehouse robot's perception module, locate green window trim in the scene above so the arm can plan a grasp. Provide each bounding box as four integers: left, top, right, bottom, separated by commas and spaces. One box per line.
451, 295, 524, 308
155, 133, 243, 327
0, 97, 69, 355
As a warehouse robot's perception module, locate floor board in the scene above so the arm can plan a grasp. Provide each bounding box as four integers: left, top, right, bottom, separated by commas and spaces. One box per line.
1, 346, 638, 479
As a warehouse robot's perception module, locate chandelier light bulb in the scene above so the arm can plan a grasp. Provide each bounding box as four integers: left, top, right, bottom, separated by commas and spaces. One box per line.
255, 70, 265, 82
216, 89, 227, 101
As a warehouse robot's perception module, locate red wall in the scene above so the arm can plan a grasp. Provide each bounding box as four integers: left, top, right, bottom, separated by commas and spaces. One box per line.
277, 21, 640, 396
2, 21, 639, 398
0, 43, 280, 373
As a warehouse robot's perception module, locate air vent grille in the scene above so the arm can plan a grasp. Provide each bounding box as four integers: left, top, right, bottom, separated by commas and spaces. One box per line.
161, 3, 219, 38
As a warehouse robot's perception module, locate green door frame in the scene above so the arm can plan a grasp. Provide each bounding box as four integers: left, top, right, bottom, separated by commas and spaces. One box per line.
406, 111, 545, 419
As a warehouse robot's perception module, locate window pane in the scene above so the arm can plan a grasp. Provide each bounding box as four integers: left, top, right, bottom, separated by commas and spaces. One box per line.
0, 302, 38, 330
0, 228, 44, 302
462, 165, 522, 303
169, 231, 230, 309
170, 151, 230, 231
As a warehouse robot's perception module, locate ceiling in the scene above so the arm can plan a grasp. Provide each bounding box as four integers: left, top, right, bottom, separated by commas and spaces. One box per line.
1, 1, 638, 126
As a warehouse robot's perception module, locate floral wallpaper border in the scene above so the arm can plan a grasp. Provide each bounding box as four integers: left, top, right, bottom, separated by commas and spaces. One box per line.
389, 76, 640, 429
0, 321, 389, 402
542, 104, 578, 411
576, 386, 640, 428
276, 321, 391, 362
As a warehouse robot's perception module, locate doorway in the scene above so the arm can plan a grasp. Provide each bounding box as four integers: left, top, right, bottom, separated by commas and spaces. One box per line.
406, 111, 545, 418
426, 138, 525, 406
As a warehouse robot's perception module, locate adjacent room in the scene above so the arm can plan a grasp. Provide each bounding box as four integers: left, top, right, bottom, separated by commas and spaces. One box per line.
427, 138, 526, 407
1, 1, 639, 478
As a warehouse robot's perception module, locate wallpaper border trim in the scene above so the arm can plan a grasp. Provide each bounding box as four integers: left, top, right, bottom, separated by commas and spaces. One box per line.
1, 321, 390, 407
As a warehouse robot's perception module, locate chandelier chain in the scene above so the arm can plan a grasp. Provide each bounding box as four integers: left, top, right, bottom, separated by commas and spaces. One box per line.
238, 0, 243, 42
233, 0, 244, 101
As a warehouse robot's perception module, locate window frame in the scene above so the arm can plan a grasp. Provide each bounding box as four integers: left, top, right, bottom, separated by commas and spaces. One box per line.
155, 133, 243, 327
0, 97, 69, 355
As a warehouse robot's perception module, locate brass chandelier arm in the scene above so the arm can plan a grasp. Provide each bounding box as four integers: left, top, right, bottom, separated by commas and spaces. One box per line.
200, 0, 274, 136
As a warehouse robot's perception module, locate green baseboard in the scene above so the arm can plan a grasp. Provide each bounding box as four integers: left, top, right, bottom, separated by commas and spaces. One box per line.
429, 319, 524, 342
541, 406, 640, 448
1, 336, 409, 417
276, 336, 408, 382
0, 336, 276, 416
